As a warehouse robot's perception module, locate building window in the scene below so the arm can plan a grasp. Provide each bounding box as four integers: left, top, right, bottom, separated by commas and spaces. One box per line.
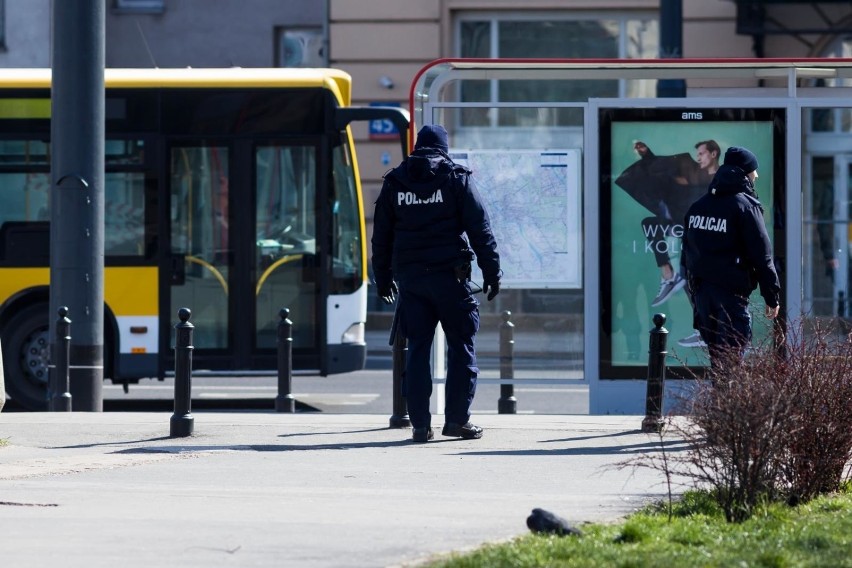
277, 27, 326, 68
0, 0, 5, 48
809, 37, 852, 133
114, 0, 165, 13
455, 12, 658, 126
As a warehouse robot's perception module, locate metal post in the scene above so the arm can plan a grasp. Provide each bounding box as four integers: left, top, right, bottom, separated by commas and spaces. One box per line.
657, 0, 686, 98
642, 313, 668, 433
50, 0, 105, 412
275, 308, 295, 413
170, 308, 194, 438
50, 306, 72, 412
0, 338, 4, 413
498, 310, 517, 414
389, 313, 410, 428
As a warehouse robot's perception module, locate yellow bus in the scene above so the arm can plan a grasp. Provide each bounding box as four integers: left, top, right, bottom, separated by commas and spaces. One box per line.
0, 68, 407, 409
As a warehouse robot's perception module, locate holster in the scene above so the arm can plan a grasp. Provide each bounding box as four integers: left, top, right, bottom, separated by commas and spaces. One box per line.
454, 262, 472, 283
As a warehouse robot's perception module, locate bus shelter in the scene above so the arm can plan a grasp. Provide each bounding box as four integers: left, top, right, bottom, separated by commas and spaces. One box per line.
410, 58, 852, 414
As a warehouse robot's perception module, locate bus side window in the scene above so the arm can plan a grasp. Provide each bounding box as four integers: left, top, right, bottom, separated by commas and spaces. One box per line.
0, 221, 50, 266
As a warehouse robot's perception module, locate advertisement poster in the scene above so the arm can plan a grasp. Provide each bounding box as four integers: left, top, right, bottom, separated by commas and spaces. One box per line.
599, 108, 785, 377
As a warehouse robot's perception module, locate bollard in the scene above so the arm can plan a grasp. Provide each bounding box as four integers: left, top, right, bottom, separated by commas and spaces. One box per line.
170, 308, 194, 438
275, 308, 296, 413
641, 313, 668, 433
497, 310, 517, 414
50, 306, 73, 411
389, 307, 410, 428
0, 338, 4, 413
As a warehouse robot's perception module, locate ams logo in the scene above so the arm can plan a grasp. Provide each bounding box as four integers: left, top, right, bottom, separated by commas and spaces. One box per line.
681, 112, 703, 120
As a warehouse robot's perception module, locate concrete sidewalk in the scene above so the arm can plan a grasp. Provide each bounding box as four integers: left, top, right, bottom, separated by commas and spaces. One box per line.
0, 412, 683, 567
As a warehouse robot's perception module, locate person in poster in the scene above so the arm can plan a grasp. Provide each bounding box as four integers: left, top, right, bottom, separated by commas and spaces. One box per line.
614, 139, 721, 308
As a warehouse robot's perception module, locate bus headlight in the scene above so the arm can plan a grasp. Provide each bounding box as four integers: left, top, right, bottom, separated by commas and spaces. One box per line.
341, 322, 365, 344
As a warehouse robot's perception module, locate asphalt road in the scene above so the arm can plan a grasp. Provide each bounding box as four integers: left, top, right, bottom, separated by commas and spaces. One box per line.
100, 356, 587, 415
3, 321, 589, 415
3, 353, 588, 415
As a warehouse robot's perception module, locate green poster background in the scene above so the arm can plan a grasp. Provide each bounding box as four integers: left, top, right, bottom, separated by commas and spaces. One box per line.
609, 120, 775, 367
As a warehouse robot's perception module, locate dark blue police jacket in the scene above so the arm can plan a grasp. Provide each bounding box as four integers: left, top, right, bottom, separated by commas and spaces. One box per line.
681, 164, 780, 307
371, 148, 500, 290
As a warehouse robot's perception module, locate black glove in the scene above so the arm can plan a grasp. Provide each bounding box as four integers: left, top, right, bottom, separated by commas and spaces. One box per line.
483, 279, 500, 301
378, 281, 398, 305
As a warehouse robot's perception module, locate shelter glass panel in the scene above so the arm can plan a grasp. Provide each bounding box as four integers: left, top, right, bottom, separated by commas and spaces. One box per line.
428, 104, 585, 379
802, 106, 852, 324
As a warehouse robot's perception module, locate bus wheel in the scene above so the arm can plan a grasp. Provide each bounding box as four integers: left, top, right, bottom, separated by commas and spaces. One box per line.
2, 304, 49, 410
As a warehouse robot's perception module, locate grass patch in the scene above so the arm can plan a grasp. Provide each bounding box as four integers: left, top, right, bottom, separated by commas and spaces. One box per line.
426, 490, 852, 567
0, 438, 8, 448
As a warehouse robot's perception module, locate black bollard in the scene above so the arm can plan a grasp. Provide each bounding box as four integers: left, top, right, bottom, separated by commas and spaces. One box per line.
170, 308, 194, 438
389, 306, 410, 428
497, 310, 517, 414
641, 313, 668, 433
275, 308, 295, 413
50, 306, 72, 412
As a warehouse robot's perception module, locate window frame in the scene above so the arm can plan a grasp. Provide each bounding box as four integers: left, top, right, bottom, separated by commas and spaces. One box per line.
453, 10, 659, 119
113, 0, 165, 14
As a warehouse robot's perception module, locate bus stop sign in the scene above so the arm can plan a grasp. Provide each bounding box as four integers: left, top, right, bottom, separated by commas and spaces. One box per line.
369, 102, 400, 141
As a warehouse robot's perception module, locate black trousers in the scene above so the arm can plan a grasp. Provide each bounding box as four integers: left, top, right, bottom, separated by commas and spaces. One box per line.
398, 271, 480, 429
693, 281, 752, 366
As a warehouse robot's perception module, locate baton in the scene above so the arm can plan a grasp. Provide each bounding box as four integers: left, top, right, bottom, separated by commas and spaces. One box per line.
389, 298, 400, 346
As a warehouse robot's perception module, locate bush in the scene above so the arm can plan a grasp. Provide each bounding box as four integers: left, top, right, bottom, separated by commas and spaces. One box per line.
663, 318, 852, 522
774, 320, 852, 504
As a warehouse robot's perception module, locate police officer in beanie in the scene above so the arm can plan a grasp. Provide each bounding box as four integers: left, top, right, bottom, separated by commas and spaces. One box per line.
372, 124, 501, 442
681, 146, 781, 367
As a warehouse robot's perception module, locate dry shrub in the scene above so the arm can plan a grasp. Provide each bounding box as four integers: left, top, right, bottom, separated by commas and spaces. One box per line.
775, 320, 852, 504
664, 317, 852, 522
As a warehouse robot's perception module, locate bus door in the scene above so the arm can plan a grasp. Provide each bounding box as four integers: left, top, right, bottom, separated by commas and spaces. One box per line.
167, 142, 233, 368
166, 139, 321, 372
250, 141, 321, 368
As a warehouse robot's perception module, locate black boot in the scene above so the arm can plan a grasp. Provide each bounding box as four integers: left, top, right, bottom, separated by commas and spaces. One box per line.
412, 427, 434, 443
441, 422, 483, 439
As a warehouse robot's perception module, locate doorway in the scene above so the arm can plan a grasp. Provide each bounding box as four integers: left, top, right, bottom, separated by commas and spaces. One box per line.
166, 140, 321, 371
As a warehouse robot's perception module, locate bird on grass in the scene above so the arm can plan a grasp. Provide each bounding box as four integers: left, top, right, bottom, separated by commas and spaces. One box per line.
526, 508, 582, 537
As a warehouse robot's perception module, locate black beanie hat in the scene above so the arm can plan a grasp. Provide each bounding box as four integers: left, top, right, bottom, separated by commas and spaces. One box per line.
723, 146, 759, 174
414, 124, 449, 154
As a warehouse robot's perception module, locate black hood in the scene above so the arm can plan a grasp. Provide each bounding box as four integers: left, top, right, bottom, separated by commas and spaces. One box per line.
387, 148, 454, 196
707, 164, 756, 198
414, 124, 450, 154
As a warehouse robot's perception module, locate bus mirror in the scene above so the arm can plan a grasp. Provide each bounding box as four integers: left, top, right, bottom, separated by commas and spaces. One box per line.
334, 106, 410, 158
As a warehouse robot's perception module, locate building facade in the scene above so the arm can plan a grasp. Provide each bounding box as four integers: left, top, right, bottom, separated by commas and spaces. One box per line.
2, 0, 852, 329
0, 0, 51, 68
104, 0, 327, 68
4, 1, 848, 220
329, 0, 852, 213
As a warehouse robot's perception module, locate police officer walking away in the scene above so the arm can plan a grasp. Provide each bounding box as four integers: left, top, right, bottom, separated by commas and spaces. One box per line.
372, 124, 501, 442
682, 146, 781, 367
